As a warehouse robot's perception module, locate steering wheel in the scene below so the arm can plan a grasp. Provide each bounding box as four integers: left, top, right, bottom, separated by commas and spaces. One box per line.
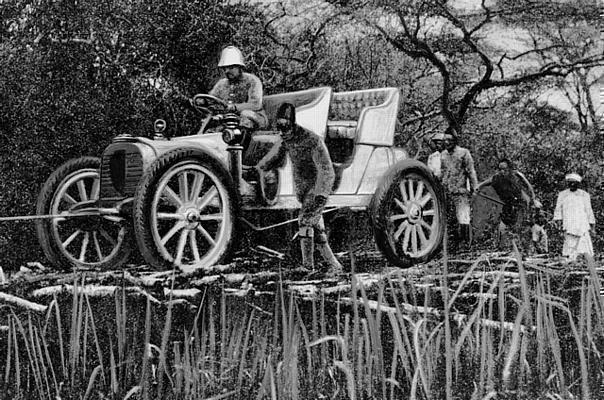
191, 94, 235, 134
191, 94, 230, 115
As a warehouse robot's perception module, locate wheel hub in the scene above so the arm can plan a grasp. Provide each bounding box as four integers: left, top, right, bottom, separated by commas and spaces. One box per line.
407, 202, 422, 224
184, 208, 201, 229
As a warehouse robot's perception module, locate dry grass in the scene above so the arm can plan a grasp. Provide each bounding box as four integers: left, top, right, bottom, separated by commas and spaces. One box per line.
0, 251, 603, 399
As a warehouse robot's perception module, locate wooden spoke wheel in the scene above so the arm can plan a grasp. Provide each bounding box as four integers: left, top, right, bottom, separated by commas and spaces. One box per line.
133, 149, 238, 274
35, 157, 131, 270
371, 160, 445, 267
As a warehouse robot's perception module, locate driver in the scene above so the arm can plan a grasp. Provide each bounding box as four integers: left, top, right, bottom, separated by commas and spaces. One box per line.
209, 46, 268, 148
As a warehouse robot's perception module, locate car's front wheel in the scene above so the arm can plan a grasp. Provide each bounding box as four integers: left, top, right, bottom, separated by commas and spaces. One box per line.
35, 157, 131, 270
133, 149, 238, 274
370, 160, 445, 267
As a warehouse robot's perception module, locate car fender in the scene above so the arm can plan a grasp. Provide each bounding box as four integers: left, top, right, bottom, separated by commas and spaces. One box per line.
375, 158, 444, 198
139, 133, 229, 167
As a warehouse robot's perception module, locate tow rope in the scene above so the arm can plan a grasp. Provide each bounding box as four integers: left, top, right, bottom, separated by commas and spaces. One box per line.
0, 211, 104, 222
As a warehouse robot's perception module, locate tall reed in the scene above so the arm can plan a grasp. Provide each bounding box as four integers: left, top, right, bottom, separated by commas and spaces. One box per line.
0, 253, 602, 399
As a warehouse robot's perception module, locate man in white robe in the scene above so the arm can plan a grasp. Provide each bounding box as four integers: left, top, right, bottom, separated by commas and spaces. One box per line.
553, 173, 595, 261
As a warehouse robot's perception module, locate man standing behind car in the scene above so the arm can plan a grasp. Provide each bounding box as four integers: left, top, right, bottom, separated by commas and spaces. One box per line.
481, 158, 536, 250
209, 45, 268, 148
257, 103, 344, 276
553, 173, 595, 261
427, 132, 445, 178
440, 127, 479, 252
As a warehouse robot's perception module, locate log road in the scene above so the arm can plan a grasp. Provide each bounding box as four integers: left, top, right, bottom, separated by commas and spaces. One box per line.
1, 250, 603, 333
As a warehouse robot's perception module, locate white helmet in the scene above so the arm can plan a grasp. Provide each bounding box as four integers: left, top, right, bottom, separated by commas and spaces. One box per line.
218, 46, 245, 68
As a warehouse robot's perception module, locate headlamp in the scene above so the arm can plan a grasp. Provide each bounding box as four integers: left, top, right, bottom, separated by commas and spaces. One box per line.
221, 113, 242, 144
153, 119, 167, 140
222, 128, 241, 145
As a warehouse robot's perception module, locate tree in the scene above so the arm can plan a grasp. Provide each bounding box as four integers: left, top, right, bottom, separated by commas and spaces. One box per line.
321, 0, 604, 134
0, 0, 275, 269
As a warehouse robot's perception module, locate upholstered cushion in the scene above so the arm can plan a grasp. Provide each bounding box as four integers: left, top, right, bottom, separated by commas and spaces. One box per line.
327, 121, 357, 140
328, 91, 387, 121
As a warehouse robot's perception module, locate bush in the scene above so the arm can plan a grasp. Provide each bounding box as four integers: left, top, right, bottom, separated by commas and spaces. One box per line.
0, 0, 273, 270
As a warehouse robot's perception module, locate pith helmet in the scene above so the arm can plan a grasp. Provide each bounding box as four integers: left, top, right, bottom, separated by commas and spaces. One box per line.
218, 46, 245, 68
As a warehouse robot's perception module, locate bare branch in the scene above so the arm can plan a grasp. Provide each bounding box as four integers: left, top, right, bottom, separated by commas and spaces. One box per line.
504, 45, 569, 61
399, 109, 440, 128
424, 7, 489, 123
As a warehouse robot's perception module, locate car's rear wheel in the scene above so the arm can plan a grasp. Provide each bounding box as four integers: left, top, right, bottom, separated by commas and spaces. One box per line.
133, 149, 238, 274
35, 157, 131, 270
370, 160, 445, 267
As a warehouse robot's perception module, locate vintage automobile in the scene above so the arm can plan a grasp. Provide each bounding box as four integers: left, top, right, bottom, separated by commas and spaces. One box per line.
35, 86, 446, 274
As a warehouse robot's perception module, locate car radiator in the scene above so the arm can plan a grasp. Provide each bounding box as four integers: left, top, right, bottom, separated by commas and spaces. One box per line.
100, 144, 144, 198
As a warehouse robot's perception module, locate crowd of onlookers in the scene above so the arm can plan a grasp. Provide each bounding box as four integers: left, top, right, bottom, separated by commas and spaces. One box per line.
427, 130, 596, 261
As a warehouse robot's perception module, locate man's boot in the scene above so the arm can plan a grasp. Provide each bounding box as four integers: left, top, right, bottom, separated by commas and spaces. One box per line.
460, 224, 472, 251
315, 231, 343, 276
299, 227, 315, 270
447, 225, 460, 254
497, 221, 508, 251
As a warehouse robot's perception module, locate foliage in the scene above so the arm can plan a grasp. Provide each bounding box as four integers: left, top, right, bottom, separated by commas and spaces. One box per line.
1, 0, 603, 269
464, 82, 604, 251
0, 0, 273, 269
316, 0, 604, 133
258, 1, 604, 258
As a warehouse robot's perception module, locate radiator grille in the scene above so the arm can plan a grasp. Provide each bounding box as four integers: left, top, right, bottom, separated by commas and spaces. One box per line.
100, 145, 144, 198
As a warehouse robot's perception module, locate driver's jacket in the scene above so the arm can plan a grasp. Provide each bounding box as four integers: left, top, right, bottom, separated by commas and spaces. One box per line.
209, 72, 267, 127
257, 126, 335, 203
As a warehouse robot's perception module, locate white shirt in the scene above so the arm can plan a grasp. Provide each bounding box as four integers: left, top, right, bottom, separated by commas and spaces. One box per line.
427, 151, 442, 178
553, 189, 595, 236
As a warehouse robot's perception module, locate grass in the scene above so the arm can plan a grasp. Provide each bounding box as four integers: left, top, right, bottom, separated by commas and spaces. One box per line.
0, 252, 603, 399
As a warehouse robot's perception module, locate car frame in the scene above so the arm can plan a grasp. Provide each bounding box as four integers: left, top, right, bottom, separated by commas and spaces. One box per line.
35, 86, 446, 274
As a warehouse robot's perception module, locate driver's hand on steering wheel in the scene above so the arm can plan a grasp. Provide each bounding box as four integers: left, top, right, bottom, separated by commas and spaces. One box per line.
226, 102, 238, 113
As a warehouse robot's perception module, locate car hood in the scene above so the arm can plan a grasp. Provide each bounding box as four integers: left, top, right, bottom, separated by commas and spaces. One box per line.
135, 133, 229, 163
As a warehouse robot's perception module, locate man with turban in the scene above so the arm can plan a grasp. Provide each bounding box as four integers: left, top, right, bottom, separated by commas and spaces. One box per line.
553, 173, 595, 261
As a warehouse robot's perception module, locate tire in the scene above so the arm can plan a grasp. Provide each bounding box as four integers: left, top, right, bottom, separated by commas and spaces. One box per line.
35, 157, 131, 271
133, 149, 238, 274
370, 160, 446, 267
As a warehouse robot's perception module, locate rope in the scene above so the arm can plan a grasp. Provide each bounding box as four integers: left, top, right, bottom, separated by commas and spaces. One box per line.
0, 212, 102, 222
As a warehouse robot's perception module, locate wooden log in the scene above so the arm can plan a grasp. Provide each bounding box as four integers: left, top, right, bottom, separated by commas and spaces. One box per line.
321, 284, 351, 295
340, 297, 535, 333
446, 259, 476, 265
164, 299, 196, 309
0, 292, 48, 314
288, 284, 319, 298
252, 245, 285, 260
191, 275, 222, 286
164, 288, 202, 301
424, 270, 529, 281
30, 284, 161, 304
136, 271, 176, 286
